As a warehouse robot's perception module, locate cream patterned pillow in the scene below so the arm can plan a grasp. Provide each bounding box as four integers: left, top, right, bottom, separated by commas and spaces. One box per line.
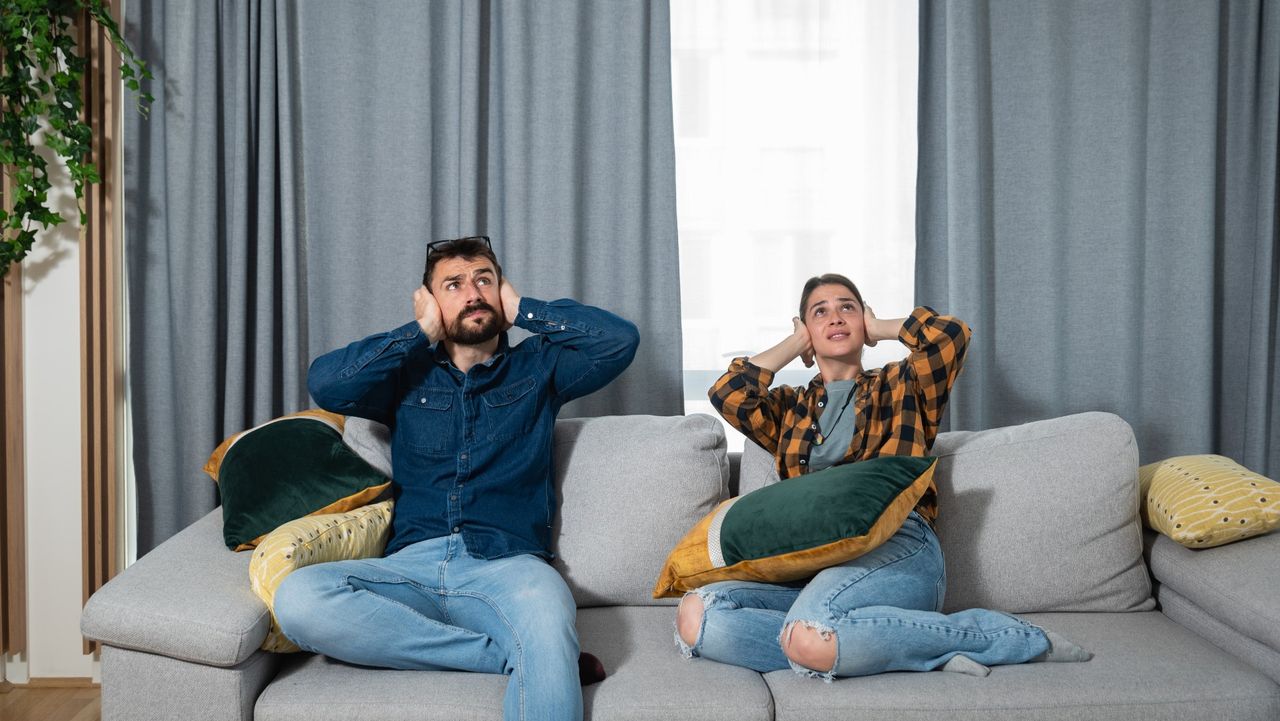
249, 500, 394, 652
1140, 455, 1280, 549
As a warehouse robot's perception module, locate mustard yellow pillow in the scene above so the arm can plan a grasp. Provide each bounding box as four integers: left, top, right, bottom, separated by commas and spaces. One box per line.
249, 500, 394, 652
653, 456, 937, 598
1140, 454, 1280, 549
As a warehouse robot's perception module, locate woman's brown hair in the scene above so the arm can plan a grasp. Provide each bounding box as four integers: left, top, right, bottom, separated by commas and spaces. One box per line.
799, 273, 865, 319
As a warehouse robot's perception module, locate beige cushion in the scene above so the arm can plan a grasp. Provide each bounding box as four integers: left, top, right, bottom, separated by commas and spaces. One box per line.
249, 501, 394, 652
1139, 454, 1280, 548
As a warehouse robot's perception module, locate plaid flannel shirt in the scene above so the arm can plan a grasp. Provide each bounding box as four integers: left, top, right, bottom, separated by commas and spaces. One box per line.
708, 306, 971, 526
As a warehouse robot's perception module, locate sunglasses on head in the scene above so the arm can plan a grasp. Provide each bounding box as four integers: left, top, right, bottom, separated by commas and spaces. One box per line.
426, 235, 492, 255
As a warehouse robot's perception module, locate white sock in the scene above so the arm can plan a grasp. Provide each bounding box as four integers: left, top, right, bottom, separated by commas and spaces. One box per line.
1032, 628, 1093, 663
940, 654, 991, 677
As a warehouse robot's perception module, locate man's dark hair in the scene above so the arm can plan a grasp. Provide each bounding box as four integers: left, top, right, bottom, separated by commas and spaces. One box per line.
799, 273, 865, 318
422, 236, 503, 288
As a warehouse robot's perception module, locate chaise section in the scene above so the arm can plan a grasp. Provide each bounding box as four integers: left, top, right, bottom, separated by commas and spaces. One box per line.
255, 607, 774, 721
81, 510, 271, 665
762, 612, 1280, 721
1147, 530, 1280, 684
82, 510, 277, 721
101, 645, 280, 721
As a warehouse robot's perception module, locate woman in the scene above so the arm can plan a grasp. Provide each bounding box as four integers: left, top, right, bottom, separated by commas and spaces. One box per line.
675, 273, 1089, 679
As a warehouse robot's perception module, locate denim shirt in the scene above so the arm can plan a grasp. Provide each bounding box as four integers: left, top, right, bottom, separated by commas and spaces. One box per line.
307, 297, 639, 560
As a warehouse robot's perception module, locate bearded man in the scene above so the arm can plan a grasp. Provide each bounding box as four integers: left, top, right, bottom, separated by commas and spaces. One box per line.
275, 235, 639, 721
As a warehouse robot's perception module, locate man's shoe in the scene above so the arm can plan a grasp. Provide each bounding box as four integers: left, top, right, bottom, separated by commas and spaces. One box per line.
578, 651, 607, 686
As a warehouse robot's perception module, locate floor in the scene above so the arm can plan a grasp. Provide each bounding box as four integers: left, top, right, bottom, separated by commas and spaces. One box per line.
0, 686, 100, 721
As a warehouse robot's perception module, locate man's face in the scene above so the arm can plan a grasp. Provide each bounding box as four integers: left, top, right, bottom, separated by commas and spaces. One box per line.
431, 255, 502, 345
804, 283, 866, 360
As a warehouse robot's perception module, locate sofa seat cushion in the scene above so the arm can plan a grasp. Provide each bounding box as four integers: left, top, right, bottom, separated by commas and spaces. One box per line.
764, 611, 1280, 721
1147, 530, 1280, 650
255, 606, 773, 721
930, 412, 1154, 613
81, 510, 270, 667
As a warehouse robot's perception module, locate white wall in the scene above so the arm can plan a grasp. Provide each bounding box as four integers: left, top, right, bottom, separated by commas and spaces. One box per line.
8, 136, 97, 681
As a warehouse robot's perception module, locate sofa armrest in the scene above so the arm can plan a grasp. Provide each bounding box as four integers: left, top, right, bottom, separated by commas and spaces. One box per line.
1145, 529, 1280, 653
82, 510, 271, 667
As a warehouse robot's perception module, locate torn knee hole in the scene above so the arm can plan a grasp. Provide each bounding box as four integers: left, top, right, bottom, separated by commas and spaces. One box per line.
676, 592, 706, 648
782, 621, 837, 673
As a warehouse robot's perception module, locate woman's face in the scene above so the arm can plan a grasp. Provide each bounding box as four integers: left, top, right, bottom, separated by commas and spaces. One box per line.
803, 283, 865, 361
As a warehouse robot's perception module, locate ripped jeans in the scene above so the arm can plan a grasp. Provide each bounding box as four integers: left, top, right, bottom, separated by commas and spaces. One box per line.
675, 512, 1049, 679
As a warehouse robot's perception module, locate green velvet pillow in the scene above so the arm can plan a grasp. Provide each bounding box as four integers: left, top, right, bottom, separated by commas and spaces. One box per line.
654, 455, 937, 597
206, 410, 392, 551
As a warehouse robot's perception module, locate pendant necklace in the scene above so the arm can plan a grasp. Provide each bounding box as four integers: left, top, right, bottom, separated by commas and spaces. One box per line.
814, 384, 856, 446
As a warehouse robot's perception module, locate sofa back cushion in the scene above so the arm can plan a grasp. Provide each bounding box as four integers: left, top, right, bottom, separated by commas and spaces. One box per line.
552, 414, 728, 607
737, 438, 781, 497
932, 412, 1154, 613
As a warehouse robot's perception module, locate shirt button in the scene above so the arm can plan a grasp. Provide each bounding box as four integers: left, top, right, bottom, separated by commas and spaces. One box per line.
560, 325, 565, 330
811, 423, 818, 430
452, 526, 460, 533
460, 453, 468, 460
450, 494, 457, 501
527, 312, 534, 319
817, 401, 825, 408
419, 397, 427, 404
800, 459, 807, 465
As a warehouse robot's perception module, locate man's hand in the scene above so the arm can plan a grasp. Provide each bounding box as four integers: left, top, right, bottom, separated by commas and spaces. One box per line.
792, 316, 815, 368
414, 286, 446, 342
499, 277, 522, 330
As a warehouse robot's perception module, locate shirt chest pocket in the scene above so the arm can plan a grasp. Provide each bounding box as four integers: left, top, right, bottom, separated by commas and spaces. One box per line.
481, 376, 539, 442
398, 388, 456, 454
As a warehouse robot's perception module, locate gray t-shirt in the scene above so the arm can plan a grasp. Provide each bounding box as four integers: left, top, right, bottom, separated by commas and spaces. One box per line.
809, 379, 858, 472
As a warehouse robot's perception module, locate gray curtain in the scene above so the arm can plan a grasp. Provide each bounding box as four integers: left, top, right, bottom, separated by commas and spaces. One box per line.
125, 0, 682, 553
916, 0, 1279, 477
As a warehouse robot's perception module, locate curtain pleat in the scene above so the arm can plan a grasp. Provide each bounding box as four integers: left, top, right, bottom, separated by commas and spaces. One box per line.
125, 0, 682, 553
916, 0, 1279, 476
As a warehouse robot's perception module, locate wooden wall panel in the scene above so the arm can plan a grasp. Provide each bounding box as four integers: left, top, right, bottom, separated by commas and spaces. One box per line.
79, 5, 122, 655
1, 170, 28, 658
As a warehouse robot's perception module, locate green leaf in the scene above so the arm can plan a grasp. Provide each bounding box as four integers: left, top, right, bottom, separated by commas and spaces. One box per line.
0, 0, 152, 274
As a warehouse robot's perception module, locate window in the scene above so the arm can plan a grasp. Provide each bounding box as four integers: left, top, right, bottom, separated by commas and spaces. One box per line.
672, 0, 919, 451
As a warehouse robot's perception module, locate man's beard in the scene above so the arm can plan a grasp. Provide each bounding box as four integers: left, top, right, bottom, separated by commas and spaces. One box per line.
449, 303, 502, 344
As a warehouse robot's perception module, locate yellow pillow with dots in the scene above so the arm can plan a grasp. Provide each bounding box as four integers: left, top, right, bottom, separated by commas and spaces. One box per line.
1139, 455, 1280, 549
249, 500, 394, 652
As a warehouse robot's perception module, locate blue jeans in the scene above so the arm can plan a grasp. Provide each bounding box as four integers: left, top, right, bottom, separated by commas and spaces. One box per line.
676, 512, 1050, 679
274, 533, 581, 721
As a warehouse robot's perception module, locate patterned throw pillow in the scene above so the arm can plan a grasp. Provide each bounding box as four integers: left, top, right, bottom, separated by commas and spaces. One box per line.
249, 501, 394, 652
205, 409, 392, 550
653, 456, 937, 597
1140, 454, 1280, 549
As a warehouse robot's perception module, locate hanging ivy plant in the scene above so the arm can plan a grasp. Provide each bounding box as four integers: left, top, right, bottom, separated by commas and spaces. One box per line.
1, 0, 152, 277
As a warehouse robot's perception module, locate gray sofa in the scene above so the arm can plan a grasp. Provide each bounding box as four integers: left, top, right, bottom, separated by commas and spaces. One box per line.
81, 411, 1280, 720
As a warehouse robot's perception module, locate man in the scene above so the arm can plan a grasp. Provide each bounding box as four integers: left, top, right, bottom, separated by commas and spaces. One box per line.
274, 236, 639, 721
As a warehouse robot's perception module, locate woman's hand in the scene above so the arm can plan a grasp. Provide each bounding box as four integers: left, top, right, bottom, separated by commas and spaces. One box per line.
862, 303, 879, 347
746, 317, 814, 372
792, 316, 815, 367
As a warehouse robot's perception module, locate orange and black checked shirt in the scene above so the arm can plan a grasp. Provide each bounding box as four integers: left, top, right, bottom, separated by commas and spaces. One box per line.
708, 306, 971, 526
